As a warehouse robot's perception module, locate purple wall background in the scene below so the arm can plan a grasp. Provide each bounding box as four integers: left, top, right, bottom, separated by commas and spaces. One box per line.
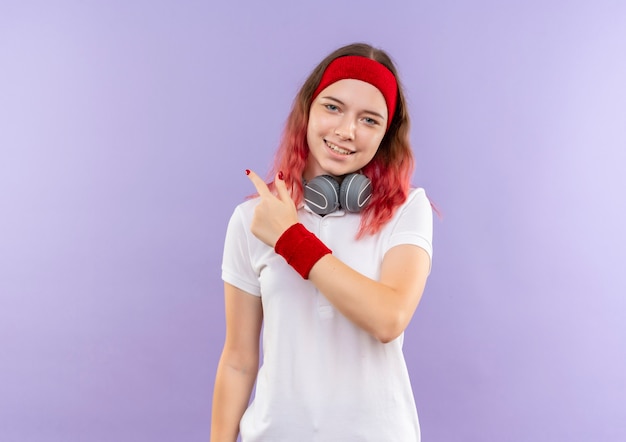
1, 1, 625, 441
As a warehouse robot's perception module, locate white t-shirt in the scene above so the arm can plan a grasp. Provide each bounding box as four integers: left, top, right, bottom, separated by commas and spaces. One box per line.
222, 188, 433, 441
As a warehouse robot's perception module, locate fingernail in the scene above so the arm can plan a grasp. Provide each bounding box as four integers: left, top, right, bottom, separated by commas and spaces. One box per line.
245, 169, 250, 175
278, 171, 284, 180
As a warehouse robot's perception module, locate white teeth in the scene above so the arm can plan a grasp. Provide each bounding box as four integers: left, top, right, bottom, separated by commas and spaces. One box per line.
326, 141, 351, 155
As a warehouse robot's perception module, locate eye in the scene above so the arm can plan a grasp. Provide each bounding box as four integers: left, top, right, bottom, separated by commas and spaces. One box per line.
362, 117, 379, 126
324, 104, 339, 112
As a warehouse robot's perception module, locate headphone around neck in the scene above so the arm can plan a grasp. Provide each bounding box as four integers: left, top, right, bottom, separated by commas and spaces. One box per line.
303, 173, 372, 215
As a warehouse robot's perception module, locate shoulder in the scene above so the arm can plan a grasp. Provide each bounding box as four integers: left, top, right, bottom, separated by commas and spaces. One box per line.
229, 196, 261, 219
406, 187, 429, 204
395, 187, 431, 217
224, 197, 262, 240
382, 187, 433, 257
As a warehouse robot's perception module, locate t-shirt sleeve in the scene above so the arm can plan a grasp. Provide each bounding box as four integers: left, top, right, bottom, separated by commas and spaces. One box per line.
221, 204, 262, 297
385, 188, 433, 262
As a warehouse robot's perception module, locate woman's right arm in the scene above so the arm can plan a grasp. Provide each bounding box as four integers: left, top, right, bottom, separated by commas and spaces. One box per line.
211, 282, 263, 442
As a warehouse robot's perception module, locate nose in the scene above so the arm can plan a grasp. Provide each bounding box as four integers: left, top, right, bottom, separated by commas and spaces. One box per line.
334, 117, 355, 140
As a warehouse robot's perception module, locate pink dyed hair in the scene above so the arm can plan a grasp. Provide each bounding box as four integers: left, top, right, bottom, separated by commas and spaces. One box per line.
269, 43, 414, 238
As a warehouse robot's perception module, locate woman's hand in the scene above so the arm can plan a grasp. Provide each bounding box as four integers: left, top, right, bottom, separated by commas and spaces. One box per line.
246, 170, 299, 247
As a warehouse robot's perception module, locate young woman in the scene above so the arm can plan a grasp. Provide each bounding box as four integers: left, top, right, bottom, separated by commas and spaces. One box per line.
211, 43, 433, 441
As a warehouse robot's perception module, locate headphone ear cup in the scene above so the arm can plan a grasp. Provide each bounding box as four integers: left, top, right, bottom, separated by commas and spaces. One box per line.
304, 175, 340, 215
339, 173, 372, 213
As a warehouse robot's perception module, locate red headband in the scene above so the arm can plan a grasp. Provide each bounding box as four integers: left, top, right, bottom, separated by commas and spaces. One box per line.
312, 55, 398, 129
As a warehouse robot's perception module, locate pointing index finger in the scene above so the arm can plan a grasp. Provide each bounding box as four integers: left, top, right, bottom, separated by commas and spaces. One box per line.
246, 169, 271, 196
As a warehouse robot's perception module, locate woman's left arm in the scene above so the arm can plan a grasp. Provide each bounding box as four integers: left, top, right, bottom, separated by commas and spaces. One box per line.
308, 243, 430, 343
247, 170, 431, 343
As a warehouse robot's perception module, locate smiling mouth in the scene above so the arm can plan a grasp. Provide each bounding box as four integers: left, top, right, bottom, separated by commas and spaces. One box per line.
325, 140, 353, 155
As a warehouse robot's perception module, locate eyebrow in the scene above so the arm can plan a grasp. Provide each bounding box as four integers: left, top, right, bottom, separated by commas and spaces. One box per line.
320, 96, 387, 121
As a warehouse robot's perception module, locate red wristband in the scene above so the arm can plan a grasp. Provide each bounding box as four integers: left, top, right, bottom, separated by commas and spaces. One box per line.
274, 223, 332, 279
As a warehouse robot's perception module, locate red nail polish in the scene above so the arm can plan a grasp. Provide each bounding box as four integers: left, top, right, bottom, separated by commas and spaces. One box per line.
278, 171, 284, 180
245, 169, 250, 175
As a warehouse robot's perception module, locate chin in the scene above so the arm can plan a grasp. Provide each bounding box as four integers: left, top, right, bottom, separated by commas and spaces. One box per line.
321, 166, 353, 178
